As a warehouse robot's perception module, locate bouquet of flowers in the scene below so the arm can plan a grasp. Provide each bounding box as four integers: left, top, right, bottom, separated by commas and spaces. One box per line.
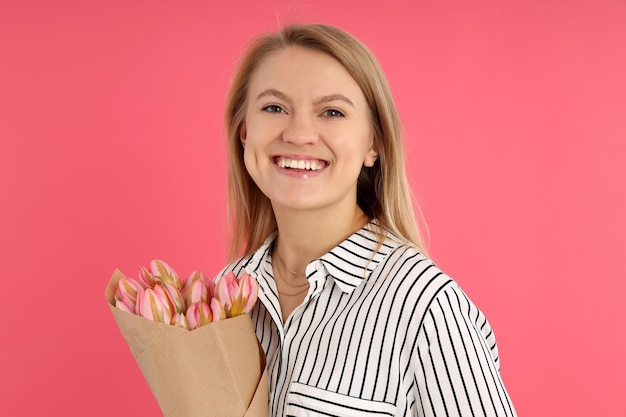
105, 260, 267, 417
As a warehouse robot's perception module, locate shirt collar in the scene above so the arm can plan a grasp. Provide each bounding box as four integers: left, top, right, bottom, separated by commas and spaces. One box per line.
246, 221, 404, 294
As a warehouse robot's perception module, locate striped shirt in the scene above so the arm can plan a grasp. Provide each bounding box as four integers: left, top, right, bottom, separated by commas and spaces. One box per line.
219, 222, 517, 417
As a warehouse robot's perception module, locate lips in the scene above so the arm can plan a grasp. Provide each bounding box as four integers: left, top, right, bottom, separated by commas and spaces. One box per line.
273, 156, 328, 171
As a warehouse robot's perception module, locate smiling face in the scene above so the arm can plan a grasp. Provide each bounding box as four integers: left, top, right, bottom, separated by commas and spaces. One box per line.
240, 46, 378, 217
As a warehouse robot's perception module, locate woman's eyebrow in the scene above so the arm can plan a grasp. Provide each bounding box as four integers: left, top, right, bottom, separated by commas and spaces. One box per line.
256, 89, 291, 103
315, 94, 355, 108
256, 90, 355, 108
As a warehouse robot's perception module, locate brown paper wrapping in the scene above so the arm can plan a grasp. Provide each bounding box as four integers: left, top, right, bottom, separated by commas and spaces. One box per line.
106, 269, 268, 417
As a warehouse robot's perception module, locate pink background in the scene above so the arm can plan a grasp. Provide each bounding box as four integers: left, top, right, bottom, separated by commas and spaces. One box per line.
1, 0, 625, 415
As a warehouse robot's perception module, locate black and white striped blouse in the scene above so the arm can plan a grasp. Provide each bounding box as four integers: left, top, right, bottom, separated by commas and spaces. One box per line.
220, 222, 517, 417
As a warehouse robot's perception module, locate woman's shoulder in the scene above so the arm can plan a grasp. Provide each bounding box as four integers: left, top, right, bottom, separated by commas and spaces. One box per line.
337, 222, 450, 287
371, 239, 495, 345
367, 231, 463, 312
377, 239, 455, 291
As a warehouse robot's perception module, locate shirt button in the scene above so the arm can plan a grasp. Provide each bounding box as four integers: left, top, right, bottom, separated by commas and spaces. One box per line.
316, 262, 323, 271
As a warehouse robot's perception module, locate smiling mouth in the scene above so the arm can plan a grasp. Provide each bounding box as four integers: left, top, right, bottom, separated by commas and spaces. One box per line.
273, 156, 328, 171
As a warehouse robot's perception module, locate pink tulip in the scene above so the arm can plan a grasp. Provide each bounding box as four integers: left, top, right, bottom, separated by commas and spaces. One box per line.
183, 279, 208, 306
159, 282, 186, 314
216, 272, 258, 318
171, 313, 189, 330
216, 272, 238, 304
211, 297, 226, 322
183, 270, 204, 289
203, 275, 216, 298
186, 302, 213, 330
137, 266, 156, 288
136, 288, 173, 324
150, 259, 181, 289
114, 278, 143, 313
240, 273, 258, 312
115, 298, 135, 314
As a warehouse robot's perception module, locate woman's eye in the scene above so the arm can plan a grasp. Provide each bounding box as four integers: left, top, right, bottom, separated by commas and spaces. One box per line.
323, 109, 345, 118
262, 105, 284, 113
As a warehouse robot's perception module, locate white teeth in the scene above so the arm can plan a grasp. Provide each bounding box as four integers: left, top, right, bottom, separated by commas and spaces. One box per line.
276, 157, 326, 171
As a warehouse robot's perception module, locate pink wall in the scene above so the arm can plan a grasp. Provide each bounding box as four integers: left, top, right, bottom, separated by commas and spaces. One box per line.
1, 0, 625, 415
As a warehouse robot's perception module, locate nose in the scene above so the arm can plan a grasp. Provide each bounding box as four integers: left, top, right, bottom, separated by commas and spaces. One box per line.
282, 113, 318, 145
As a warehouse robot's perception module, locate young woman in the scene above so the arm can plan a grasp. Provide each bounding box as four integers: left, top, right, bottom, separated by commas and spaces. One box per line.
219, 24, 517, 417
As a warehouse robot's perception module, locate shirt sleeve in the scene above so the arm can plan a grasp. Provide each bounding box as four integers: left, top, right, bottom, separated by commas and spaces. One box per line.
413, 284, 517, 417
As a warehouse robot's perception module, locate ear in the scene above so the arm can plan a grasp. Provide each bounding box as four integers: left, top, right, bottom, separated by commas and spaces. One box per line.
239, 122, 247, 147
363, 139, 379, 167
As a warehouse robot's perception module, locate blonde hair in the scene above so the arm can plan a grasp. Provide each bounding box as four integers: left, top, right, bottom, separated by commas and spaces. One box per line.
224, 24, 426, 260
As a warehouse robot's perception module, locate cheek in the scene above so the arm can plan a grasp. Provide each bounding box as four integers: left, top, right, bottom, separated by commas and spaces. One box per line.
344, 134, 375, 164
242, 144, 269, 187
242, 146, 255, 174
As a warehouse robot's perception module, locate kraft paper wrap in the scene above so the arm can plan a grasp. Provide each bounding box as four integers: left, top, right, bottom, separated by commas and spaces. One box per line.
106, 269, 268, 417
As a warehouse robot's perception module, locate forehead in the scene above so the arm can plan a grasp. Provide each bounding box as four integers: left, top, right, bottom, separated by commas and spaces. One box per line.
247, 46, 365, 100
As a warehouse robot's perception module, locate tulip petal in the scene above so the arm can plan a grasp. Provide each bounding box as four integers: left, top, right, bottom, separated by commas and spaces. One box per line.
183, 270, 204, 290
211, 297, 226, 322
214, 271, 258, 318
114, 278, 144, 313
151, 259, 181, 289
137, 288, 173, 323
163, 282, 186, 314
240, 273, 259, 313
186, 302, 213, 330
185, 279, 208, 306
137, 266, 155, 288
171, 313, 189, 330
115, 298, 135, 314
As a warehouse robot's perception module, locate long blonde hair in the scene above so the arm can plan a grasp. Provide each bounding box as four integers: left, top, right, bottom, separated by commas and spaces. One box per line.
224, 24, 426, 260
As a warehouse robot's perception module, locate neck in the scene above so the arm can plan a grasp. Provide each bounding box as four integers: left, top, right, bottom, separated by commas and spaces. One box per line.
272, 204, 369, 274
